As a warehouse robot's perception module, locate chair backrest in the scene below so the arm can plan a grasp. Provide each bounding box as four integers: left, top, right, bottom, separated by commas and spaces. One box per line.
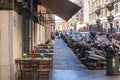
34, 54, 41, 58
31, 60, 39, 69
38, 60, 51, 69
27, 54, 32, 58
34, 54, 53, 58
19, 60, 31, 70
44, 54, 53, 58
35, 50, 54, 53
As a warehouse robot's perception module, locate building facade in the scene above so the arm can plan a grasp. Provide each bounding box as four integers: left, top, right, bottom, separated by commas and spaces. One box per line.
74, 0, 84, 23
68, 0, 90, 32
89, 0, 120, 32
67, 0, 84, 31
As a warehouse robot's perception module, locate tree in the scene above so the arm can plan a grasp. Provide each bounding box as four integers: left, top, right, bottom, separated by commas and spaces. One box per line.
71, 20, 78, 31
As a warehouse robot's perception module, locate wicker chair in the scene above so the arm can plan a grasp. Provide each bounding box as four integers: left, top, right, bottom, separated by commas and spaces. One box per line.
19, 60, 32, 80
37, 59, 52, 80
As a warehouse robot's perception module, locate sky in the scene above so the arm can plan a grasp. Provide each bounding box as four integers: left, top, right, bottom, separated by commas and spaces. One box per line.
55, 16, 65, 25
69, 0, 74, 2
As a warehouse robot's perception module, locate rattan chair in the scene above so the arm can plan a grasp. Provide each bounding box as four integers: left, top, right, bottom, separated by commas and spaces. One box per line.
19, 60, 32, 80
37, 60, 52, 80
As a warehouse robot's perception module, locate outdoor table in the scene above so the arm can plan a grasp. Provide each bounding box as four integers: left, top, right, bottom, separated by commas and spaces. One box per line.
40, 46, 53, 49
27, 53, 54, 67
15, 57, 53, 80
37, 45, 53, 48
27, 53, 54, 58
35, 48, 53, 50
15, 57, 52, 64
15, 57, 53, 69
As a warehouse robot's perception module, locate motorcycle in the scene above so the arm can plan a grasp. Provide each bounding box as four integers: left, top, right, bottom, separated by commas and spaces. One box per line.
58, 34, 61, 39
74, 43, 91, 64
84, 49, 106, 70
83, 42, 107, 70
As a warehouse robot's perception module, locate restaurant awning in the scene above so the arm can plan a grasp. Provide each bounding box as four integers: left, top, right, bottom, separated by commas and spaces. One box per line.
38, 0, 81, 21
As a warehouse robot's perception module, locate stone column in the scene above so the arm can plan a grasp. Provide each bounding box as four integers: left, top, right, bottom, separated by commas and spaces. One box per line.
0, 10, 22, 80
34, 23, 40, 46
45, 23, 52, 41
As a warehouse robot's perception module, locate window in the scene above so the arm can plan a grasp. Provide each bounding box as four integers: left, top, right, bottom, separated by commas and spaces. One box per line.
115, 21, 119, 32
93, 14, 95, 20
76, 14, 79, 17
89, 16, 90, 21
103, 22, 108, 32
104, 8, 107, 17
92, 14, 94, 20
115, 4, 118, 14
101, 10, 103, 18
89, 15, 91, 21
91, 15, 92, 21
81, 14, 83, 18
81, 10, 83, 13
95, 14, 96, 20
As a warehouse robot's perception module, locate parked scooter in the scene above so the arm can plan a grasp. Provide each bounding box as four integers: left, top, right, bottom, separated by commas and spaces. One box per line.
74, 43, 91, 64
58, 31, 61, 39
77, 34, 120, 70
83, 42, 107, 70
84, 49, 106, 70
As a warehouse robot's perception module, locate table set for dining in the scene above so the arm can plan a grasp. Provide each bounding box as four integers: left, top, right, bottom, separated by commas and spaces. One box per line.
15, 44, 54, 80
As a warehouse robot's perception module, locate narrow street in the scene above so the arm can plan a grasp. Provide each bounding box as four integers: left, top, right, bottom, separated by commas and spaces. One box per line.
0, 0, 120, 80
52, 38, 120, 80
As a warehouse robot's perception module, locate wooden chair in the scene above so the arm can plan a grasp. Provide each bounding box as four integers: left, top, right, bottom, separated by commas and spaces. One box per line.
44, 54, 53, 58
43, 46, 53, 49
34, 54, 41, 58
19, 60, 32, 80
35, 50, 43, 53
35, 49, 54, 53
44, 54, 53, 69
37, 59, 52, 80
34, 54, 52, 58
27, 54, 32, 58
48, 50, 54, 53
31, 60, 39, 80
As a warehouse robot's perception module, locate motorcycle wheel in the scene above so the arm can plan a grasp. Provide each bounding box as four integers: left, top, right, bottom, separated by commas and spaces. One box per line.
74, 49, 79, 54
85, 59, 96, 70
86, 64, 96, 70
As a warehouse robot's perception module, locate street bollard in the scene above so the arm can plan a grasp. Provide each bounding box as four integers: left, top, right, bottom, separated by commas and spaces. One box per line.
106, 46, 120, 76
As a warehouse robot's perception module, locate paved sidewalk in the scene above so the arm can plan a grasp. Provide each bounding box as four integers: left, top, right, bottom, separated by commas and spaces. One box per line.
53, 38, 83, 70
52, 38, 120, 80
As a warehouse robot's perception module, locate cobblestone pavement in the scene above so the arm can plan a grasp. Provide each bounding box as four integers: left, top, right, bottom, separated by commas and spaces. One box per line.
52, 37, 120, 80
